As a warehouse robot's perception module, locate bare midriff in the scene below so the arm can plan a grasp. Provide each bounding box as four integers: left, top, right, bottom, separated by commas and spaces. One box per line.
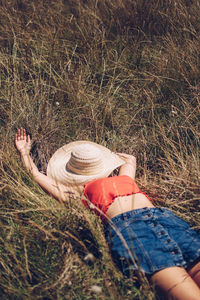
106, 193, 155, 219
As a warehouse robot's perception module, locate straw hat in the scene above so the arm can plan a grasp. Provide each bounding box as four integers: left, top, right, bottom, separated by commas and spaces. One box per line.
46, 141, 125, 185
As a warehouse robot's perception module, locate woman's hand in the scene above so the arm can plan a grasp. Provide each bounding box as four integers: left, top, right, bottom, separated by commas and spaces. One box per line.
117, 153, 136, 179
14, 128, 77, 203
116, 153, 136, 165
15, 128, 32, 155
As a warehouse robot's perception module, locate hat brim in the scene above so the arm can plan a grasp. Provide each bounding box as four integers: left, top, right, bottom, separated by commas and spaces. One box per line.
46, 141, 125, 185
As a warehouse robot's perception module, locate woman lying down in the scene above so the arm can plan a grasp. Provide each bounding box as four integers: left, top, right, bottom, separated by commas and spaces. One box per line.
15, 128, 200, 300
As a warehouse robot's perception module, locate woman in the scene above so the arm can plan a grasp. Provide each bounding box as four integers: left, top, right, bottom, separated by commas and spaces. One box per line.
15, 128, 200, 300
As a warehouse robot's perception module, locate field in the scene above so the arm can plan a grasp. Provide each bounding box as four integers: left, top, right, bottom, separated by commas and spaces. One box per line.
0, 0, 200, 299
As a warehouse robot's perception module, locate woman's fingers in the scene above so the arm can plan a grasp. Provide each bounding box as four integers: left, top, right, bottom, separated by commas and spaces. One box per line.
15, 128, 28, 141
116, 152, 135, 159
116, 153, 136, 165
22, 128, 25, 138
17, 128, 20, 139
116, 152, 130, 156
22, 128, 26, 139
16, 128, 21, 141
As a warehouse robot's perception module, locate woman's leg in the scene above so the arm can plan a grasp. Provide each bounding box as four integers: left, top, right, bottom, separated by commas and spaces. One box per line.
151, 266, 200, 300
188, 261, 200, 288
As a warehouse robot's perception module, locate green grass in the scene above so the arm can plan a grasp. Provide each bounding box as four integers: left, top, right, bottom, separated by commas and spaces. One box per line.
0, 0, 200, 299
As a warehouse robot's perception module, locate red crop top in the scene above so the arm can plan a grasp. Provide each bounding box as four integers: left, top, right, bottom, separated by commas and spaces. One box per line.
82, 175, 141, 219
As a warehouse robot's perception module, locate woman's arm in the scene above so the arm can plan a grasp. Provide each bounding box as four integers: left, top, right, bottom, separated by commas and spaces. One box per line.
15, 128, 81, 202
117, 153, 136, 180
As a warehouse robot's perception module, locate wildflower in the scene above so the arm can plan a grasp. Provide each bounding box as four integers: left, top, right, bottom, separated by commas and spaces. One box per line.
84, 253, 95, 263
171, 109, 177, 115
90, 285, 102, 294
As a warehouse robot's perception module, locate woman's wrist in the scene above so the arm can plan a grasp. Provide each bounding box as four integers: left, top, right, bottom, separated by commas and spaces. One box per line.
20, 151, 30, 157
124, 159, 136, 166
32, 169, 40, 178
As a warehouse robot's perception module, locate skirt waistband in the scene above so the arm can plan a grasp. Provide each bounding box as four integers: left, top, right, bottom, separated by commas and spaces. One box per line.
105, 207, 167, 226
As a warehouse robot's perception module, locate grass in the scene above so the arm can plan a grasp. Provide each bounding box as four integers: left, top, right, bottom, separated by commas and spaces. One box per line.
0, 0, 200, 299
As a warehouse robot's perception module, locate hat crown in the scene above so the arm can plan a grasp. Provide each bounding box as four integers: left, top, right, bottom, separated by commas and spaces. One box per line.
66, 144, 104, 175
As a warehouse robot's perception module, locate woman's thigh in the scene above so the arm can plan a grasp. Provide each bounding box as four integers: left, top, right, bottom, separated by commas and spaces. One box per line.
188, 261, 200, 288
151, 266, 200, 300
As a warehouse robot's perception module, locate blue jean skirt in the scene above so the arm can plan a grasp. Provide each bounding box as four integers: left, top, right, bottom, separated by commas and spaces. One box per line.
104, 207, 200, 276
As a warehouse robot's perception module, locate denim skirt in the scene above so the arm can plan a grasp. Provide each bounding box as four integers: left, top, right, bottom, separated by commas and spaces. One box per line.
104, 207, 200, 276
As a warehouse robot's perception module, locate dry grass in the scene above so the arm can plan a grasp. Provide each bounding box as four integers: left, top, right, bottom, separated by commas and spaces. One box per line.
0, 0, 199, 299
